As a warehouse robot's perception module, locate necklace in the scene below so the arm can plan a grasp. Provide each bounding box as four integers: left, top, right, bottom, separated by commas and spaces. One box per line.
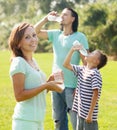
62, 32, 73, 46
63, 31, 73, 36
27, 59, 39, 71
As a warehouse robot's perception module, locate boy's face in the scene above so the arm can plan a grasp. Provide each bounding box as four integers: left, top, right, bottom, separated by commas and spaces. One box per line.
85, 50, 100, 65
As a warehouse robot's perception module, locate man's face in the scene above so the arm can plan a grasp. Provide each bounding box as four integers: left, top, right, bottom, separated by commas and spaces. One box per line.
60, 8, 75, 25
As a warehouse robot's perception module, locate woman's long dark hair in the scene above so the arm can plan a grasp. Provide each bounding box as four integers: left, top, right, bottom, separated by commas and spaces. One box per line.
60, 8, 79, 32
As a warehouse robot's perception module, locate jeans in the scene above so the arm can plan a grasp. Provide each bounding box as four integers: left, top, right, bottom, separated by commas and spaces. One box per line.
52, 87, 77, 130
76, 116, 98, 130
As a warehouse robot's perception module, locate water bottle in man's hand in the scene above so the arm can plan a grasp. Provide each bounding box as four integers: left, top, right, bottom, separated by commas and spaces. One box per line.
48, 15, 62, 23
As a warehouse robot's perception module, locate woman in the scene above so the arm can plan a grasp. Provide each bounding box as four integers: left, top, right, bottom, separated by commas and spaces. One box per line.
8, 22, 63, 130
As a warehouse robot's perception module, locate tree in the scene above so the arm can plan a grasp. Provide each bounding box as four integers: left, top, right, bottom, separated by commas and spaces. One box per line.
38, 0, 91, 14
83, 5, 108, 27
81, 2, 117, 56
50, 0, 74, 12
38, 0, 52, 13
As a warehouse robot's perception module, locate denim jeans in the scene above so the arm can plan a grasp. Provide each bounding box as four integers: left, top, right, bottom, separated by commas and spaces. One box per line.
52, 87, 77, 130
76, 116, 98, 130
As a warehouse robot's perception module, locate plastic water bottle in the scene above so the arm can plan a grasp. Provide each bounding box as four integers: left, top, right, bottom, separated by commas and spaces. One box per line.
53, 64, 65, 90
47, 15, 62, 23
73, 40, 88, 56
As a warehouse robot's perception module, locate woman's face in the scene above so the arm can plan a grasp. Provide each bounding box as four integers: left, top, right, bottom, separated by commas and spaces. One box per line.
19, 26, 38, 53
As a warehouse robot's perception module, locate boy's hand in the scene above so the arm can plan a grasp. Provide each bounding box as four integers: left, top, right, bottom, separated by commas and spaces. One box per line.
85, 113, 92, 123
72, 44, 83, 51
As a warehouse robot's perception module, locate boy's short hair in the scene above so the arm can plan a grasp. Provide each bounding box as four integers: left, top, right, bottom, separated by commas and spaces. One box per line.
97, 50, 108, 69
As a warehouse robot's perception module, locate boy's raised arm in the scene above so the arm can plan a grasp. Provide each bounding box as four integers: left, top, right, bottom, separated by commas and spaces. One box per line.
63, 48, 74, 71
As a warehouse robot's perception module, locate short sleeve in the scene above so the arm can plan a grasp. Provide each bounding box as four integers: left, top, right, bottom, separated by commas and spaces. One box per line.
78, 32, 89, 50
91, 71, 102, 90
9, 57, 26, 76
72, 64, 81, 77
47, 29, 61, 42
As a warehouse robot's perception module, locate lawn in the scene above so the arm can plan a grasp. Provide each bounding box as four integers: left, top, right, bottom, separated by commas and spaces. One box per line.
0, 50, 117, 130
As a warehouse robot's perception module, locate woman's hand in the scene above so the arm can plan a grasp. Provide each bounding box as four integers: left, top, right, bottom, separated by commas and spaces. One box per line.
46, 81, 64, 93
47, 74, 54, 82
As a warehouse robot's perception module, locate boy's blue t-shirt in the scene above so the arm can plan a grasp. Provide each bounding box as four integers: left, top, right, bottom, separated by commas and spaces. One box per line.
47, 30, 89, 88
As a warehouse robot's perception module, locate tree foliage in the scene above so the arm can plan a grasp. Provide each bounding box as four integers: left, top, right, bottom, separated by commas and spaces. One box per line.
83, 5, 108, 27
82, 2, 117, 58
0, 0, 116, 58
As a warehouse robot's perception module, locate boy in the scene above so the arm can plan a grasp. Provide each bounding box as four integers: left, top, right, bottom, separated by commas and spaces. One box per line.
63, 45, 107, 130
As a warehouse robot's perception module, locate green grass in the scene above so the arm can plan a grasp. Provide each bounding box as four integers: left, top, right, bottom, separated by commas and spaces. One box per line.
0, 50, 117, 130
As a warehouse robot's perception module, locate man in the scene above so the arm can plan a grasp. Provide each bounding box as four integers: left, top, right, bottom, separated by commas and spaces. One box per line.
34, 8, 89, 130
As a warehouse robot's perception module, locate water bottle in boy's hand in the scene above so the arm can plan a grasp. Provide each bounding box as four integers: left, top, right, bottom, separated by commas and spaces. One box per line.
73, 40, 88, 56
